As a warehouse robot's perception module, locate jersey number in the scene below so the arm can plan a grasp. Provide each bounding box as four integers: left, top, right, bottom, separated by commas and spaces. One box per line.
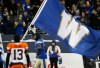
13, 49, 23, 60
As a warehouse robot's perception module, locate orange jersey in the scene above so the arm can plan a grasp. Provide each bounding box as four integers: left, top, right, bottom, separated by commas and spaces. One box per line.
10, 64, 25, 68
7, 42, 28, 64
7, 42, 28, 51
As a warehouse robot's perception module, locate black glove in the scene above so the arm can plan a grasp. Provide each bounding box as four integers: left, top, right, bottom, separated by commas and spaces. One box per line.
30, 30, 35, 36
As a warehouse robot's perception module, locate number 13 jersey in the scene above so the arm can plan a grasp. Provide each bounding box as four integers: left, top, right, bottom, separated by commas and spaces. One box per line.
7, 42, 28, 64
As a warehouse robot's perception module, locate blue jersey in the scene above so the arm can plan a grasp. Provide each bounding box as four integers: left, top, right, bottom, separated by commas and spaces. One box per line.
0, 47, 2, 62
35, 38, 47, 59
23, 3, 31, 14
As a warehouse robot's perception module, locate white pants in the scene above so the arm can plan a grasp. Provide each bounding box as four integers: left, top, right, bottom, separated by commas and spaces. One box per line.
34, 58, 47, 68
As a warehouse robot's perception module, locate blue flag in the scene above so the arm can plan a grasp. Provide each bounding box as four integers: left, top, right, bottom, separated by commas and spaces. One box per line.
32, 0, 100, 59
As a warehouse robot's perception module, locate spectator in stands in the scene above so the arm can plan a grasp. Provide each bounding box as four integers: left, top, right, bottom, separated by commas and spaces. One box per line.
47, 40, 61, 68
17, 3, 23, 18
30, 0, 40, 16
30, 31, 47, 68
85, 1, 93, 17
2, 7, 14, 34
23, 0, 31, 15
14, 16, 26, 34
85, 0, 97, 7
22, 11, 31, 33
71, 4, 77, 16
90, 10, 99, 30
60, 0, 65, 6
2, 7, 10, 22
32, 0, 41, 6
10, 0, 18, 22
96, 1, 100, 29
2, 0, 10, 11
15, 0, 26, 5
81, 10, 90, 26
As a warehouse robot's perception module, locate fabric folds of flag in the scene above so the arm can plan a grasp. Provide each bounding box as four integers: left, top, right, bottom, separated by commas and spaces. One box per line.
32, 0, 100, 59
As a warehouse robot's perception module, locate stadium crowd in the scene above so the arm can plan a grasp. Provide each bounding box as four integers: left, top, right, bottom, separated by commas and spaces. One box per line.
0, 0, 41, 34
0, 0, 99, 34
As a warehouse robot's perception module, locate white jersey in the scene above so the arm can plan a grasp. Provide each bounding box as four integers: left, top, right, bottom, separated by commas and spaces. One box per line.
10, 48, 26, 63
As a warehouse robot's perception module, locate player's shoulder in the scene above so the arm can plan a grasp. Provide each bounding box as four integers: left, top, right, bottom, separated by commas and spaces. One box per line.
21, 42, 29, 50
7, 42, 15, 47
20, 42, 28, 48
7, 42, 15, 51
21, 42, 28, 45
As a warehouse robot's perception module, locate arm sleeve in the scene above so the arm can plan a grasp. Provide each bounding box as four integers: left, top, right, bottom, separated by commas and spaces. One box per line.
25, 51, 31, 67
58, 46, 61, 53
47, 46, 50, 56
57, 46, 61, 55
6, 53, 10, 68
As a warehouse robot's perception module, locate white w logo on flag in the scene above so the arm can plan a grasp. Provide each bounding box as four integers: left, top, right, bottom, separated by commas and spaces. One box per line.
57, 10, 90, 48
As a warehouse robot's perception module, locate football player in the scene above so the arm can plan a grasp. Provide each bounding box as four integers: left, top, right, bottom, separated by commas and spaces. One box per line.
6, 34, 31, 68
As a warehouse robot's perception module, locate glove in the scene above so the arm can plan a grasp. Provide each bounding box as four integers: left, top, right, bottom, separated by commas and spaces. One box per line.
29, 62, 32, 67
30, 30, 35, 36
50, 51, 54, 54
8, 65, 10, 68
27, 61, 32, 68
28, 25, 36, 34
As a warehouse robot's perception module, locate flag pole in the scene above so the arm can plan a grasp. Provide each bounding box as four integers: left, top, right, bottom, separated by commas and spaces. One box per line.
21, 0, 47, 42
